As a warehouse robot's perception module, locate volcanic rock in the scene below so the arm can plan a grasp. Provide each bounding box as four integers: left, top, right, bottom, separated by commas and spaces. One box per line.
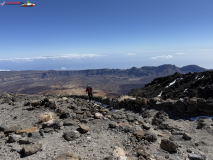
160, 139, 178, 152
133, 130, 145, 139
183, 132, 192, 140
0, 131, 4, 138
16, 127, 39, 134
4, 125, 21, 134
79, 125, 89, 133
19, 137, 35, 144
142, 123, 151, 130
188, 153, 206, 160
53, 152, 74, 160
63, 119, 78, 126
8, 134, 21, 143
109, 121, 117, 128
0, 124, 8, 132
204, 99, 213, 113
137, 150, 150, 159
197, 85, 213, 100
95, 112, 103, 119
28, 132, 41, 139
22, 144, 42, 156
113, 146, 125, 157
188, 97, 197, 104
144, 131, 157, 142
63, 131, 80, 141
175, 99, 185, 113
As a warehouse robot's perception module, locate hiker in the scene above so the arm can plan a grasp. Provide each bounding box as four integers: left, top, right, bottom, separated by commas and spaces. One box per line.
86, 85, 93, 101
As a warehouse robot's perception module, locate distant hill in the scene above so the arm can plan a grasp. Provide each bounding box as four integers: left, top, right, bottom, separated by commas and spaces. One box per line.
180, 65, 207, 73
128, 70, 213, 100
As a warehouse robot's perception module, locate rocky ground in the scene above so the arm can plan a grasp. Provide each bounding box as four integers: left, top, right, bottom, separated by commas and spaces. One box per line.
128, 71, 213, 100
0, 93, 213, 160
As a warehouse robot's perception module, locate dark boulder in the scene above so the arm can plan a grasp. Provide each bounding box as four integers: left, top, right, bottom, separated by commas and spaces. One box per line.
197, 85, 213, 100
204, 99, 213, 114
160, 139, 178, 152
197, 98, 206, 112
175, 99, 185, 113
63, 131, 80, 141
144, 132, 157, 142
45, 101, 56, 109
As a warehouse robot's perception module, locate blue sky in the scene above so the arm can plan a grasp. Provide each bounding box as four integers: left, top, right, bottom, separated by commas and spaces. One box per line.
1, 0, 213, 70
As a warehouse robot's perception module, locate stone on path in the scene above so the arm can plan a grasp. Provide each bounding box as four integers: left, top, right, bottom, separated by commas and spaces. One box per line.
28, 132, 41, 139
8, 134, 21, 143
197, 118, 212, 129
79, 125, 89, 133
63, 131, 80, 141
42, 119, 54, 128
143, 123, 151, 130
188, 153, 206, 160
113, 146, 125, 157
144, 132, 157, 142
160, 139, 178, 152
0, 124, 8, 132
62, 97, 67, 100
43, 128, 54, 133
53, 152, 77, 160
4, 125, 21, 134
19, 137, 35, 144
95, 112, 103, 119
183, 132, 192, 140
118, 156, 127, 160
16, 127, 38, 134
169, 156, 182, 160
22, 144, 42, 156
133, 130, 145, 139
109, 121, 117, 128
137, 150, 150, 159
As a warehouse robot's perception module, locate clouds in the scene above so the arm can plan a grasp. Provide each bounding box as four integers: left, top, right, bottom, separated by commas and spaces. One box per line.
125, 53, 135, 56
151, 55, 173, 59
0, 69, 10, 71
61, 67, 67, 70
0, 54, 106, 62
176, 53, 185, 55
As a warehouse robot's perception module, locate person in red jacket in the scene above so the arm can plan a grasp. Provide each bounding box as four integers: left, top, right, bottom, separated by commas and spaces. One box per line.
86, 85, 93, 101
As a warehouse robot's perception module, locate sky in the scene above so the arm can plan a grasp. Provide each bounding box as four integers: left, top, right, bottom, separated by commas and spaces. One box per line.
1, 0, 213, 71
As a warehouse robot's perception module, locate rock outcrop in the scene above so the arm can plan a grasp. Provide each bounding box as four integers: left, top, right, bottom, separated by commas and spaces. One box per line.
128, 70, 213, 99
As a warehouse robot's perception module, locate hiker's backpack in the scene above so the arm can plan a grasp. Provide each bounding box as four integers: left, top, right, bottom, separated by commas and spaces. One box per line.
87, 87, 92, 93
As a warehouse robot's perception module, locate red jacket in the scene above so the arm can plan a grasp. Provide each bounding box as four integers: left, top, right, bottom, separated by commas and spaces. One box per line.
86, 87, 93, 94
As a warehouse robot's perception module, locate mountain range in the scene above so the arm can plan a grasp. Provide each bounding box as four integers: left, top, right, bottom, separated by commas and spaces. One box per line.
0, 64, 208, 97
0, 64, 207, 83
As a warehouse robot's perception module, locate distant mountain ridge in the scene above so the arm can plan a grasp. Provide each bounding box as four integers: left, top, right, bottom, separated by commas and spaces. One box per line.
0, 64, 207, 83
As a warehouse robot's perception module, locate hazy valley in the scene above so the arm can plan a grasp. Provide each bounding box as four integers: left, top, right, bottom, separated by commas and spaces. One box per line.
0, 64, 207, 97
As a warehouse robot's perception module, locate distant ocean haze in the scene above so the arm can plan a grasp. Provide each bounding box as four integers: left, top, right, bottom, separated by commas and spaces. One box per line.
0, 52, 212, 70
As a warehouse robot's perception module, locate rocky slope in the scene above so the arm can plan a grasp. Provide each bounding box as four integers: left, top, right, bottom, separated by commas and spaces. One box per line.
0, 93, 213, 160
128, 70, 213, 100
0, 65, 207, 83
